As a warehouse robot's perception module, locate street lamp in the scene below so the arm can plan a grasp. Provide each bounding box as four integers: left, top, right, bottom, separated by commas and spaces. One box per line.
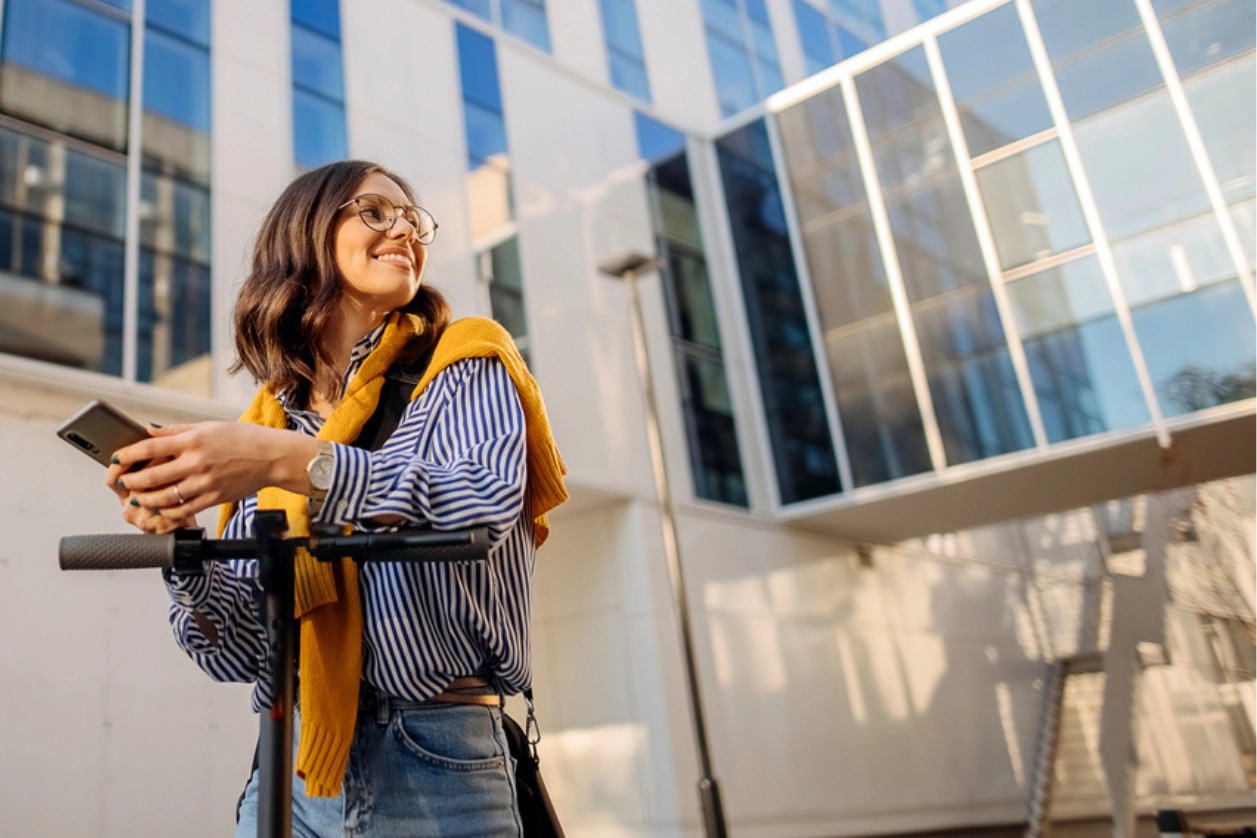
597, 250, 728, 838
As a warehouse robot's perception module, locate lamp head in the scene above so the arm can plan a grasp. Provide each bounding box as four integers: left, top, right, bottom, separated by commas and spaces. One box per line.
597, 251, 662, 279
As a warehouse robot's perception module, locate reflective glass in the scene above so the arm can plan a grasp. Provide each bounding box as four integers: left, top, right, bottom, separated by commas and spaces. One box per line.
937, 3, 1053, 156
756, 54, 785, 95
633, 111, 687, 164
463, 101, 509, 168
446, 0, 492, 21
138, 249, 211, 393
859, 48, 1033, 463
1074, 90, 1211, 241
0, 0, 130, 150
59, 228, 126, 375
1049, 30, 1163, 121
598, 0, 645, 59
702, 0, 743, 43
663, 247, 721, 349
794, 0, 836, 74
148, 0, 211, 45
292, 0, 341, 39
292, 90, 348, 170
1185, 55, 1255, 203
675, 347, 748, 506
1, 0, 129, 98
144, 28, 211, 130
976, 140, 1089, 271
1030, 0, 1143, 58
486, 237, 528, 340
502, 0, 551, 52
745, 0, 770, 25
717, 120, 841, 501
457, 25, 503, 112
64, 150, 128, 240
141, 174, 212, 263
1111, 210, 1236, 308
708, 32, 759, 116
652, 155, 703, 248
292, 26, 345, 101
1231, 198, 1255, 270
1132, 280, 1255, 416
914, 0, 947, 22
1006, 256, 1150, 440
609, 51, 651, 102
836, 27, 867, 59
1158, 0, 1254, 77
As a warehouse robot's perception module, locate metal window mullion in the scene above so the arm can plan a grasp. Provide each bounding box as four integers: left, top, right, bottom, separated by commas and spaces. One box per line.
841, 78, 947, 471
924, 35, 1048, 450
1016, 0, 1170, 448
764, 109, 855, 492
122, 0, 147, 382
1132, 0, 1256, 313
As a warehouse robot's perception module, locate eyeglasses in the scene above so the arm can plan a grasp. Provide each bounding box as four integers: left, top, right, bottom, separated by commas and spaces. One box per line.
338, 193, 439, 245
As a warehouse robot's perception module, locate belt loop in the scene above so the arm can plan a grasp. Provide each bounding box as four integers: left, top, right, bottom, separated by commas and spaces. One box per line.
375, 687, 390, 726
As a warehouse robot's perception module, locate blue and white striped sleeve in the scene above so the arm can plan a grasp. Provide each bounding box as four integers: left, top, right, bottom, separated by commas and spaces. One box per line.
321, 357, 527, 545
162, 499, 266, 684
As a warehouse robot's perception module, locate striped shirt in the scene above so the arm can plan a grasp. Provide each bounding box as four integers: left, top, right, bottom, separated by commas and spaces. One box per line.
164, 327, 533, 710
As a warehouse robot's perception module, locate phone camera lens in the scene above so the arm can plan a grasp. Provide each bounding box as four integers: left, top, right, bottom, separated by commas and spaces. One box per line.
66, 432, 95, 452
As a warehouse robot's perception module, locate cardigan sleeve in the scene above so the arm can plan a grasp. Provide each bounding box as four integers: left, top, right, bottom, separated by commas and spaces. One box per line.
318, 357, 527, 546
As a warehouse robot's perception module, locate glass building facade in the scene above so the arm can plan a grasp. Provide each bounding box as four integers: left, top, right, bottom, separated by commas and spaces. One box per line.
0, 0, 212, 392
731, 0, 1254, 504
291, 0, 348, 170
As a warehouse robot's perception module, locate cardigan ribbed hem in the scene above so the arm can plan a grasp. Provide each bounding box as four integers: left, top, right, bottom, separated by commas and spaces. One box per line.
295, 718, 354, 798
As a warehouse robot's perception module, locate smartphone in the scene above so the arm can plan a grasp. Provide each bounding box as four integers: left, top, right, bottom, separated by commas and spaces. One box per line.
56, 399, 150, 468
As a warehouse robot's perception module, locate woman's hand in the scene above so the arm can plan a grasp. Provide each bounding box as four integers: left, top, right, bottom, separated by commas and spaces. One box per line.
104, 423, 320, 532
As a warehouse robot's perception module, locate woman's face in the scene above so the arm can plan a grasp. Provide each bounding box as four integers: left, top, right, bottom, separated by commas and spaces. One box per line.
333, 172, 428, 316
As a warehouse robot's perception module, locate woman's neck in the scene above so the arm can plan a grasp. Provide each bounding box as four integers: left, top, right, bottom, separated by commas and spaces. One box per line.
311, 305, 389, 416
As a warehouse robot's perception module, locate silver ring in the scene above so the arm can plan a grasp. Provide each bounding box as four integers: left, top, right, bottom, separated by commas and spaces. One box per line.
173, 484, 186, 505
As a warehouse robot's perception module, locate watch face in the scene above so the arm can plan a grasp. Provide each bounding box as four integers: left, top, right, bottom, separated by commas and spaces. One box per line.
309, 455, 334, 491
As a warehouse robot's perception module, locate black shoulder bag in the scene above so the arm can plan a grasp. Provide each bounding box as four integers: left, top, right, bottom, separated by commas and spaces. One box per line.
363, 357, 566, 838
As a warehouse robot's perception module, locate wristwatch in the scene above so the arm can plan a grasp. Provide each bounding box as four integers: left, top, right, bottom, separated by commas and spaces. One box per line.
306, 440, 335, 516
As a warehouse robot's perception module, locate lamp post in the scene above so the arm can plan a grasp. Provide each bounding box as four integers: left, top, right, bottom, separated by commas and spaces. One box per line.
597, 251, 728, 838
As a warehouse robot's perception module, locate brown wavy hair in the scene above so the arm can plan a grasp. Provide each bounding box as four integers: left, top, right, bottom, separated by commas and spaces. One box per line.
230, 160, 450, 406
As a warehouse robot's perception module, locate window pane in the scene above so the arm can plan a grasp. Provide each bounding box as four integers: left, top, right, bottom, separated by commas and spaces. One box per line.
663, 248, 722, 349
793, 0, 836, 73
64, 149, 128, 239
860, 49, 1033, 463
976, 140, 1089, 271
598, 0, 645, 59
292, 26, 345, 101
707, 32, 759, 116
1185, 54, 1255, 203
1031, 0, 1143, 58
141, 173, 211, 263
634, 111, 687, 164
0, 0, 130, 150
1158, 0, 1254, 77
292, 90, 348, 169
1050, 31, 1164, 122
1132, 280, 1255, 416
144, 28, 211, 130
717, 120, 842, 501
486, 237, 528, 339
676, 349, 748, 506
463, 101, 509, 167
502, 0, 551, 52
147, 0, 210, 45
457, 24, 503, 112
1110, 210, 1237, 308
609, 51, 651, 102
1074, 90, 1211, 241
938, 3, 1052, 156
292, 0, 342, 39
1006, 256, 1150, 441
702, 0, 743, 43
138, 249, 211, 393
447, 0, 492, 22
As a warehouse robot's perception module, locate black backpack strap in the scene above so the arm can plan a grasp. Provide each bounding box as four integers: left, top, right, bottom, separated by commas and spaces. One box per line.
350, 346, 433, 452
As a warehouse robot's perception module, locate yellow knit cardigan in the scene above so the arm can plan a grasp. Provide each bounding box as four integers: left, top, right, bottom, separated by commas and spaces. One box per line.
218, 312, 567, 797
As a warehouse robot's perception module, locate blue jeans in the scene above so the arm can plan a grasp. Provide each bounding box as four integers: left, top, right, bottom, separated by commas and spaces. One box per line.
235, 688, 523, 837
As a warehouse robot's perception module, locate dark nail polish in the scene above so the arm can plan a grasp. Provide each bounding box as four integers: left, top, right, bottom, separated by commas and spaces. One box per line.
110, 456, 121, 465
116, 479, 126, 490
148, 422, 163, 428
129, 498, 140, 507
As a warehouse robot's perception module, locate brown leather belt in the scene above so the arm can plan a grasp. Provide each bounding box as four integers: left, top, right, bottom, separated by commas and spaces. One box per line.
429, 675, 500, 707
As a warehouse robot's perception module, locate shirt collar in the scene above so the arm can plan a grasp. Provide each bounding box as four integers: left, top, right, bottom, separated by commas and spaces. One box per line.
277, 322, 388, 424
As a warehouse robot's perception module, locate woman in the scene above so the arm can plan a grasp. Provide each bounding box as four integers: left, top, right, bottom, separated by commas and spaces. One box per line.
103, 160, 567, 836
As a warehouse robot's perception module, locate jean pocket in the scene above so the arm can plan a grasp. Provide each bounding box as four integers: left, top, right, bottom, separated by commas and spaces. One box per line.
391, 706, 507, 772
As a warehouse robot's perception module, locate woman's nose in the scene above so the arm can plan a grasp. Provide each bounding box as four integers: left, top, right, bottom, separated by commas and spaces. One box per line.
387, 214, 419, 241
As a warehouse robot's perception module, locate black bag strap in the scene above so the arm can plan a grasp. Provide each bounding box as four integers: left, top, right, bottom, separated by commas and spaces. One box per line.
350, 346, 433, 452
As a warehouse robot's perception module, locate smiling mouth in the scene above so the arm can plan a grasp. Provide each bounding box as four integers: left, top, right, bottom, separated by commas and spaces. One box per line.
375, 253, 414, 270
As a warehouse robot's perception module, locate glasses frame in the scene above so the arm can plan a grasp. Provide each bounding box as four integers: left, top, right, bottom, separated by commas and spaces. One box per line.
337, 193, 439, 245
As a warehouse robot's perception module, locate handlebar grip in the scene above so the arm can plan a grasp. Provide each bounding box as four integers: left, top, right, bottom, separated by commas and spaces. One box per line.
308, 527, 491, 564
59, 533, 175, 571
